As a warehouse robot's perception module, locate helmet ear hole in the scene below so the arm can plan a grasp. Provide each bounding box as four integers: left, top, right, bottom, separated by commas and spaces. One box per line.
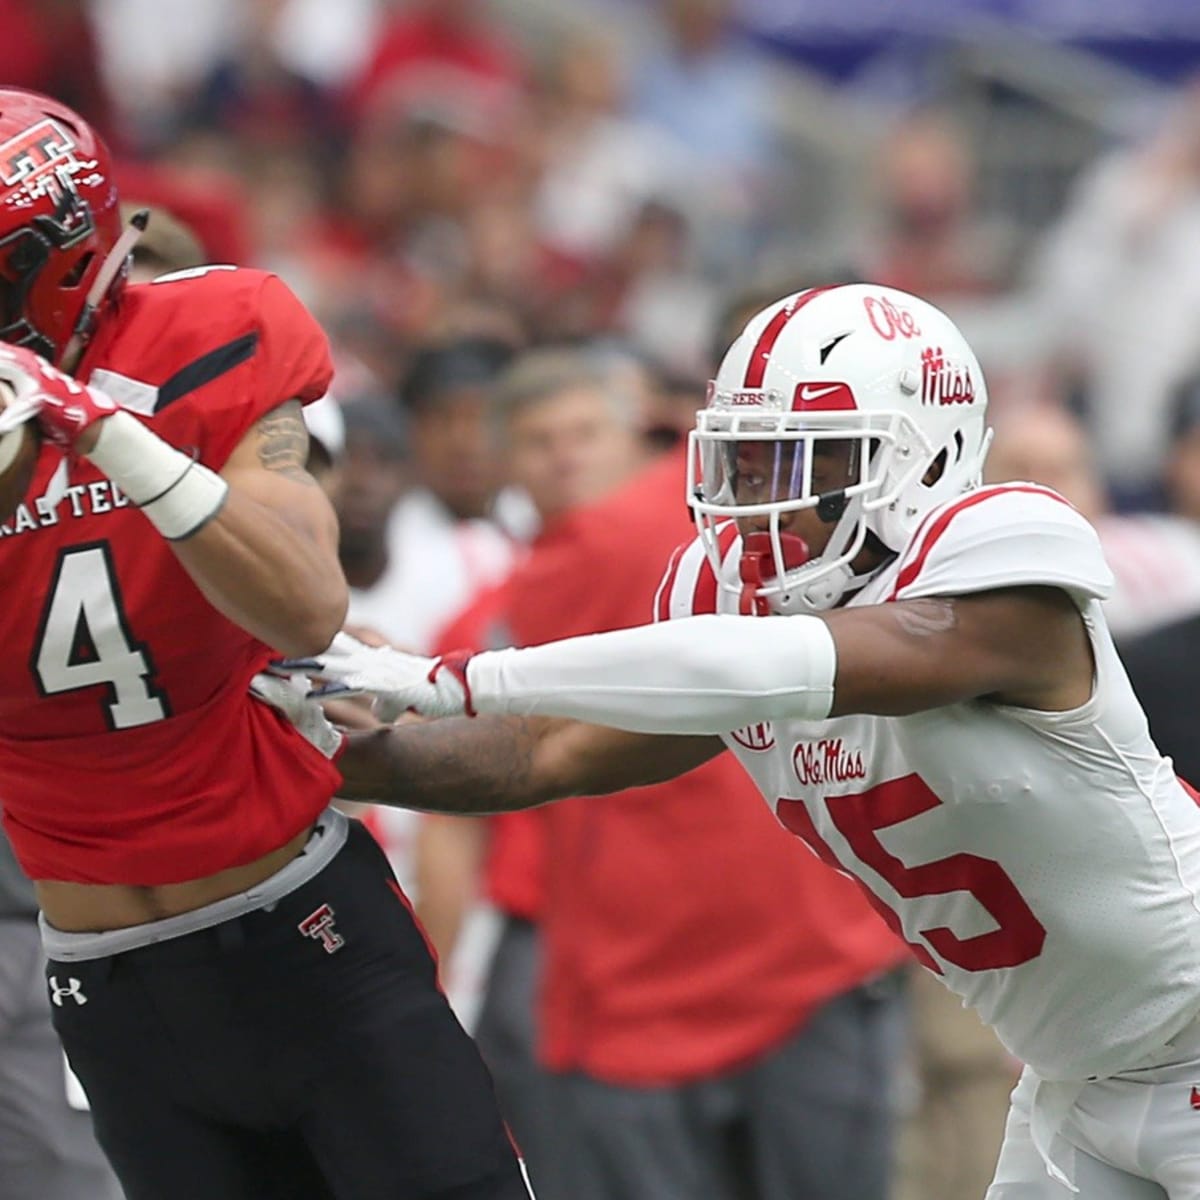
922, 432, 966, 487
61, 252, 92, 289
922, 448, 948, 487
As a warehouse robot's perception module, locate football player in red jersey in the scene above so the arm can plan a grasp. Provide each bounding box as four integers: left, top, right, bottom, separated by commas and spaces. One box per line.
0, 89, 531, 1200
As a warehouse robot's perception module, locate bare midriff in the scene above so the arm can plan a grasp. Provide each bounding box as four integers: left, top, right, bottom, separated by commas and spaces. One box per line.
35, 826, 313, 932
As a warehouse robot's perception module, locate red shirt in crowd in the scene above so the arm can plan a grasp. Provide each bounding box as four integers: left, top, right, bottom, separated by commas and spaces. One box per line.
501, 447, 908, 1084
348, 5, 525, 133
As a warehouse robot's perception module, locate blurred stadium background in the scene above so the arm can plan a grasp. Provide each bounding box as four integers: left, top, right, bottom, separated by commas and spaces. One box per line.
5, 2, 1200, 1198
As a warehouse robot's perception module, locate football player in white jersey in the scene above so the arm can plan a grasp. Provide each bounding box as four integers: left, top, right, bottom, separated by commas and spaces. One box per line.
266, 285, 1200, 1198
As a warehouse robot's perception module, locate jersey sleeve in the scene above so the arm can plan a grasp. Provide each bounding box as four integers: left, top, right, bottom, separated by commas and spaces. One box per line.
198, 272, 332, 467
890, 484, 1114, 605
136, 269, 333, 471
252, 273, 334, 410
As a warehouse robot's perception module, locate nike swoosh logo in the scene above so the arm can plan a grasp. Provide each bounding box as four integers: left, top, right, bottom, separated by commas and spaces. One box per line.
799, 385, 840, 402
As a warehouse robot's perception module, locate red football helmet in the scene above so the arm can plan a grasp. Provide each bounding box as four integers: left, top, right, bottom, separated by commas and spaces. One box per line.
0, 88, 126, 364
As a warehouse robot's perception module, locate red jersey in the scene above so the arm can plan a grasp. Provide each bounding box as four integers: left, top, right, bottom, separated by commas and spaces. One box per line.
507, 448, 907, 1084
0, 266, 342, 885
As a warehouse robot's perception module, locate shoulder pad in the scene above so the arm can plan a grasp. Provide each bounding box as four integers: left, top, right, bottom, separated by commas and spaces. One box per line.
890, 484, 1113, 603
93, 267, 332, 469
655, 524, 738, 621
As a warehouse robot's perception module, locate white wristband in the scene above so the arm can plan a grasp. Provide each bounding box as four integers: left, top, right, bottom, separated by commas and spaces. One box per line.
86, 410, 229, 540
465, 613, 837, 734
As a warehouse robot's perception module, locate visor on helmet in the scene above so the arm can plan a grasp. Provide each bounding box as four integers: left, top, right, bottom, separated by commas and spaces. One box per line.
688, 401, 916, 612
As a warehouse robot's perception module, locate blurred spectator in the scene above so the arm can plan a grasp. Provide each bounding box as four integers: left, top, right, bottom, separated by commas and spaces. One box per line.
489, 347, 649, 528
335, 338, 522, 919
454, 197, 580, 344
627, 0, 776, 273
612, 200, 720, 376
0, 828, 124, 1200
122, 203, 206, 282
302, 390, 346, 493
983, 389, 1108, 522
531, 33, 684, 264
1115, 371, 1200, 811
1026, 79, 1200, 501
859, 108, 1018, 305
491, 435, 907, 1200
188, 0, 337, 154
400, 335, 530, 537
986, 395, 1200, 640
90, 0, 239, 148
1164, 372, 1200, 523
630, 0, 772, 178
334, 403, 409, 639
237, 148, 327, 294
893, 966, 1018, 1200
301, 106, 520, 384
270, 0, 381, 91
626, 363, 699, 453
538, 199, 719, 371
117, 160, 253, 266
0, 0, 112, 135
348, 0, 526, 140
1120, 611, 1200, 788
418, 345, 650, 1195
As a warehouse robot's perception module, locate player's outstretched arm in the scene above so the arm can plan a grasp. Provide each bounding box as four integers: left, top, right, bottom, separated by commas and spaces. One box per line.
338, 716, 724, 813
823, 587, 1094, 715
303, 587, 1093, 730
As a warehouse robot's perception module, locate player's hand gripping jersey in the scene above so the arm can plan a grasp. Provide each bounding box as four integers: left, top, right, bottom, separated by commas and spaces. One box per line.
659, 483, 1200, 1083
0, 267, 341, 885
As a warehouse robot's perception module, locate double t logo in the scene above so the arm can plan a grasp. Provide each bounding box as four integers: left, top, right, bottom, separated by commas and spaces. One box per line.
298, 903, 345, 954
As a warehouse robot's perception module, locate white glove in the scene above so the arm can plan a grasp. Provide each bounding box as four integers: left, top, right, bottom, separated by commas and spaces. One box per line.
277, 631, 473, 723
0, 343, 119, 447
0, 350, 51, 435
249, 671, 345, 758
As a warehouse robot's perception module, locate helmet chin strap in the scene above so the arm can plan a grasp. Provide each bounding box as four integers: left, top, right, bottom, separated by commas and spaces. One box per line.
739, 527, 870, 615
784, 562, 855, 613
739, 530, 811, 616
60, 210, 149, 370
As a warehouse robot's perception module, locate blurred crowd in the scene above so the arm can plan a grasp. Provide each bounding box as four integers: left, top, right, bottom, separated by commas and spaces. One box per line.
7, 1, 1200, 1198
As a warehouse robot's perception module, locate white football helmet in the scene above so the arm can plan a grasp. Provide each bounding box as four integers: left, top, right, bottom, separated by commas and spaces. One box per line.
688, 283, 991, 613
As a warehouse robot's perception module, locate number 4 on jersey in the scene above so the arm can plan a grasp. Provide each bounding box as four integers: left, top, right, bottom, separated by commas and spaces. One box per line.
32, 542, 169, 728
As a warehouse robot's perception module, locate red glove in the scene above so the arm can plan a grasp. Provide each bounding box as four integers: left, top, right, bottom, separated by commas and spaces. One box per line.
0, 343, 117, 449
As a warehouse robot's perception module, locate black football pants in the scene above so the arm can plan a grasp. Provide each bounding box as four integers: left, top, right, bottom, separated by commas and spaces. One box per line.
46, 820, 532, 1199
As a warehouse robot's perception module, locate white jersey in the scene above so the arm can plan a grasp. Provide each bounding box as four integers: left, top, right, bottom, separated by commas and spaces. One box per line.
660, 483, 1200, 1082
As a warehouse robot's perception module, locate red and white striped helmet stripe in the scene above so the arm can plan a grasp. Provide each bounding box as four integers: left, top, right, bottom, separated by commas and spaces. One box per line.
742, 285, 842, 388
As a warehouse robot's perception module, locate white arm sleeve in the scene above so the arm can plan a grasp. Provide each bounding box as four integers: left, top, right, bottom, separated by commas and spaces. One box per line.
464, 613, 836, 734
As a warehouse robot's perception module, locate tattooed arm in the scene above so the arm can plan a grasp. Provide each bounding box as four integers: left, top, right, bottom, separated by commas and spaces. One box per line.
339, 716, 725, 813
168, 400, 347, 654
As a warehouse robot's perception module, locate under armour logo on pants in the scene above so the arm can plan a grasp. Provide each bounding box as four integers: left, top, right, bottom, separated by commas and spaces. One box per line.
49, 975, 87, 1006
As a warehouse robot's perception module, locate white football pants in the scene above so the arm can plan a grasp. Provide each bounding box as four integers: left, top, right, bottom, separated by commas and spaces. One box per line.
987, 1051, 1200, 1199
